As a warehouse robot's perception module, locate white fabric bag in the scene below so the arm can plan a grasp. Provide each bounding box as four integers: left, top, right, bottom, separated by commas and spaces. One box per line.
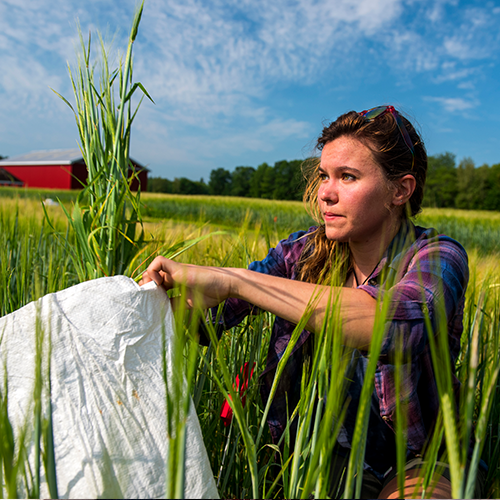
0, 275, 218, 499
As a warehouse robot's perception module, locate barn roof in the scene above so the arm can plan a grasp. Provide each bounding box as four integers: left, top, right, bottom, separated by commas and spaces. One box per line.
0, 149, 82, 165
0, 149, 148, 170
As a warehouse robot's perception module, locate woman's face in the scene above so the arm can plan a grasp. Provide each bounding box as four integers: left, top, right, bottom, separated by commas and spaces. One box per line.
317, 136, 400, 247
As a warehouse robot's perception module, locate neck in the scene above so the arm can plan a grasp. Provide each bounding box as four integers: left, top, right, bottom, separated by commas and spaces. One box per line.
349, 218, 402, 283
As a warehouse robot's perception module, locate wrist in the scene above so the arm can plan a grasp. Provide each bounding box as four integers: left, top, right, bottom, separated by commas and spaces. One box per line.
226, 267, 238, 299
226, 267, 245, 300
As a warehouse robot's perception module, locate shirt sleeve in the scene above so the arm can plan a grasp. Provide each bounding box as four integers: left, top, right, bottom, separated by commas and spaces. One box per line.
358, 235, 469, 360
207, 229, 312, 332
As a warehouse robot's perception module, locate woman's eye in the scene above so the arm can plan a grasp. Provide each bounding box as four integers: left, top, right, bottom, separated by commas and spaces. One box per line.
341, 173, 356, 181
319, 173, 328, 181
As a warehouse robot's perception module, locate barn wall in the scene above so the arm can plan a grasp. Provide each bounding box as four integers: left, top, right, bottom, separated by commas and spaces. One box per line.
1, 161, 148, 190
1, 165, 72, 189
130, 169, 148, 192
138, 170, 148, 192
70, 162, 88, 189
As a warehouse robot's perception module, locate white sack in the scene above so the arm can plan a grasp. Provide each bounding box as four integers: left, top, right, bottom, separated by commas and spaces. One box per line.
0, 275, 218, 499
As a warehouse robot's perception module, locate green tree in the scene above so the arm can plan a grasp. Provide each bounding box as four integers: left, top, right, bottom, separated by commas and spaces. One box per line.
148, 176, 173, 193
249, 163, 271, 198
470, 164, 490, 209
272, 159, 304, 200
260, 163, 276, 199
209, 168, 232, 195
456, 157, 482, 209
231, 166, 255, 197
423, 152, 457, 208
483, 163, 500, 211
172, 177, 209, 195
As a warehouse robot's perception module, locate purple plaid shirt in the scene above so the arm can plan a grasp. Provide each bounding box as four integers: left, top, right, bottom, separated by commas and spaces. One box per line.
214, 222, 468, 456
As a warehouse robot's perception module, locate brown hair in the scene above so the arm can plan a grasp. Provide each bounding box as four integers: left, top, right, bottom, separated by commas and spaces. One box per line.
296, 108, 427, 284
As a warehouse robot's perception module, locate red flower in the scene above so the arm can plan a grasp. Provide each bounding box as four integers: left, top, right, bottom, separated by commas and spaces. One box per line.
220, 362, 256, 426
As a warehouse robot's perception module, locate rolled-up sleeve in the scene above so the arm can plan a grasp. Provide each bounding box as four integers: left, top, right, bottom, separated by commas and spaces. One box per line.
358, 236, 469, 360
210, 229, 313, 331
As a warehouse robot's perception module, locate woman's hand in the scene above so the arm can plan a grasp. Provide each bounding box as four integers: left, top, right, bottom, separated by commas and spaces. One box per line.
140, 257, 234, 310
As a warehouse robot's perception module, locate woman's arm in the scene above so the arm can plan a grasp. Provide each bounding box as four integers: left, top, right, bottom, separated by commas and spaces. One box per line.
141, 257, 377, 349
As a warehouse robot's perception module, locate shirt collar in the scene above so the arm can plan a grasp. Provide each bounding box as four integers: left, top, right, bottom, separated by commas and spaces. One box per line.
369, 220, 419, 285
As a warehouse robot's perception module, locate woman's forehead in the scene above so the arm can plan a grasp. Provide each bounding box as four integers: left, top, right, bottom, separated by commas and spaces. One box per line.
320, 136, 379, 170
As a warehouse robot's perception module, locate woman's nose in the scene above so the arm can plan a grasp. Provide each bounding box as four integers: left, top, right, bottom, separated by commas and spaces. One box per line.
319, 181, 338, 203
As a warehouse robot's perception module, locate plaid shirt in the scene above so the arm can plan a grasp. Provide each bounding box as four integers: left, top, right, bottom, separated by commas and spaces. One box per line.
214, 222, 469, 455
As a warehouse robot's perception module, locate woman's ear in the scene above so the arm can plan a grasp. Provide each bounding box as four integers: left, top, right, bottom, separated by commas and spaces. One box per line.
392, 174, 416, 206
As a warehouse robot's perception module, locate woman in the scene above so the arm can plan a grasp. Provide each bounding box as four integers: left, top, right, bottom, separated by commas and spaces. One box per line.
141, 106, 472, 498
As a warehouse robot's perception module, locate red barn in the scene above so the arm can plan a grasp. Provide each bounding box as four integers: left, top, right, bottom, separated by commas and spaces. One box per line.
0, 167, 23, 187
0, 149, 148, 191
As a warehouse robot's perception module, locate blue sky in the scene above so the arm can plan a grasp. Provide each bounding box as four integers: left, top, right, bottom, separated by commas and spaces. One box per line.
1, 0, 499, 181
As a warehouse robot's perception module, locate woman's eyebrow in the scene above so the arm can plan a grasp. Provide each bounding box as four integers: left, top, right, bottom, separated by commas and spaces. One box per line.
320, 165, 363, 175
339, 166, 362, 175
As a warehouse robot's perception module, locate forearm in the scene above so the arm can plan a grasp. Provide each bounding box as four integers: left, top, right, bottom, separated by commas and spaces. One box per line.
142, 257, 377, 349
228, 268, 376, 349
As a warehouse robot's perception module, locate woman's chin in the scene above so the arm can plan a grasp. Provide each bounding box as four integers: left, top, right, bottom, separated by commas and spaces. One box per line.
325, 229, 349, 242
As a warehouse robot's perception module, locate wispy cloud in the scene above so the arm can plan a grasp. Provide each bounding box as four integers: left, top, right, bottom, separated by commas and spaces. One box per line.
433, 62, 478, 84
1, 0, 499, 175
135, 0, 405, 114
379, 1, 500, 87
2, 0, 498, 121
425, 96, 478, 113
131, 103, 312, 177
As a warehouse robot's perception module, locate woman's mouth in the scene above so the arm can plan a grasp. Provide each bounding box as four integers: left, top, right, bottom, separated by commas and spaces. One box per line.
323, 212, 344, 220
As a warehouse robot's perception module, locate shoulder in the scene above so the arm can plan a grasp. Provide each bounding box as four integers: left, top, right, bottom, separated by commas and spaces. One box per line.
407, 225, 469, 294
412, 225, 468, 266
274, 226, 317, 261
249, 227, 317, 276
279, 226, 317, 250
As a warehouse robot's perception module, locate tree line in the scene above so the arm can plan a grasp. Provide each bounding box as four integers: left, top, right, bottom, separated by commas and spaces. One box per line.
148, 159, 305, 201
148, 153, 500, 211
425, 153, 500, 210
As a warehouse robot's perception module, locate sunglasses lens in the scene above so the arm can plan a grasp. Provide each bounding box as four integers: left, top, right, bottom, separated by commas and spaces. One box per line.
361, 106, 388, 120
394, 117, 413, 151
360, 105, 415, 168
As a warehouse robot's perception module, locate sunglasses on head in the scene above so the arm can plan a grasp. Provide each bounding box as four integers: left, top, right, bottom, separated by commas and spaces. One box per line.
359, 105, 415, 169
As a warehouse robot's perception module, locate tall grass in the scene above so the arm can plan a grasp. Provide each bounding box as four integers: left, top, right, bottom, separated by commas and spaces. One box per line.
141, 193, 315, 238
49, 0, 152, 281
0, 216, 60, 499
185, 223, 500, 499
2, 184, 500, 498
418, 209, 500, 255
0, 201, 76, 317
1, 9, 500, 491
157, 212, 500, 498
5, 188, 499, 257
0, 3, 214, 497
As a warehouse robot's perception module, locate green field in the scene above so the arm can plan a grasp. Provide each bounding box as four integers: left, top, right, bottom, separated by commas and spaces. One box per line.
5, 187, 500, 252
1, 187, 500, 498
143, 192, 500, 254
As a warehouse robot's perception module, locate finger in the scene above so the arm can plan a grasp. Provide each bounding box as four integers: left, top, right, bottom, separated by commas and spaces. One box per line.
146, 257, 172, 287
139, 270, 153, 286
